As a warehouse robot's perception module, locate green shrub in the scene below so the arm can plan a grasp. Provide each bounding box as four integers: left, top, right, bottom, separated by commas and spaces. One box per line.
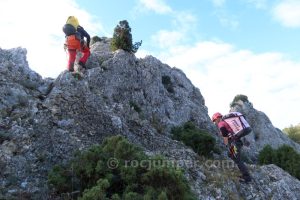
141, 156, 194, 199
283, 125, 300, 144
258, 145, 275, 164
48, 135, 196, 200
171, 122, 216, 157
230, 94, 249, 107
48, 165, 73, 193
79, 179, 110, 200
258, 144, 300, 179
110, 20, 142, 53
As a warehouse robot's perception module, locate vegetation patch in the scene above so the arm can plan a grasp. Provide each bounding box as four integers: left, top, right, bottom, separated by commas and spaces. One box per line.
258, 144, 300, 179
110, 20, 142, 53
283, 125, 300, 144
171, 122, 216, 157
48, 135, 196, 200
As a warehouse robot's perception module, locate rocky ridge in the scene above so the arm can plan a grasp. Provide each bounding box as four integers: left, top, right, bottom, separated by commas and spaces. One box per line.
0, 39, 299, 199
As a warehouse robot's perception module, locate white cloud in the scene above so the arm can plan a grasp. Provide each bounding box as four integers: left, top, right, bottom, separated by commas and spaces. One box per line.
272, 0, 300, 27
210, 1, 240, 30
244, 0, 268, 9
137, 0, 172, 14
211, 0, 226, 7
155, 40, 300, 129
151, 30, 184, 49
213, 9, 240, 30
219, 17, 239, 30
151, 11, 198, 49
172, 11, 198, 30
135, 49, 152, 59
143, 3, 300, 128
0, 0, 103, 78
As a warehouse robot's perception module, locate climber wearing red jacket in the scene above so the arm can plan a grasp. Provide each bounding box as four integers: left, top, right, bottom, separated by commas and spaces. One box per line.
212, 112, 252, 183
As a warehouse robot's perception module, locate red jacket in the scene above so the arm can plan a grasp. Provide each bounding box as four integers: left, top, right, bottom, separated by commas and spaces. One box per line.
217, 121, 233, 137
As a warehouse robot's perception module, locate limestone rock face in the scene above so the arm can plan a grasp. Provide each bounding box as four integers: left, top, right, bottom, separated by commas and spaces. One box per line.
201, 163, 300, 200
0, 42, 299, 199
230, 100, 300, 161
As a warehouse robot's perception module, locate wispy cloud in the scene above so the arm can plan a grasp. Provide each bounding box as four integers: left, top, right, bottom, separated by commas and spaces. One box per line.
153, 40, 300, 129
272, 0, 300, 27
0, 0, 103, 78
136, 0, 198, 50
218, 15, 239, 30
210, 3, 240, 30
136, 0, 172, 14
244, 0, 268, 9
211, 0, 226, 7
171, 11, 198, 31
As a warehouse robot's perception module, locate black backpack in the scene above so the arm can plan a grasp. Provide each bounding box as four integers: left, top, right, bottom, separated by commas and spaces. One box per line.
63, 24, 77, 36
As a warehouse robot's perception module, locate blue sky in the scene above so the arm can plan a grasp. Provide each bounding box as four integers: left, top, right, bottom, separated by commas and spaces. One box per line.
1, 0, 300, 129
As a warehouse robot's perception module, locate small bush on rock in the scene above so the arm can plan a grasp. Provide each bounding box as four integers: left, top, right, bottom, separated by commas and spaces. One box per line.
258, 144, 300, 179
171, 122, 216, 157
48, 135, 196, 200
110, 20, 142, 53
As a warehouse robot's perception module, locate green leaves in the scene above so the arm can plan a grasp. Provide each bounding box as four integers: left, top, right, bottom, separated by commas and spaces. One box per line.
258, 144, 300, 180
48, 135, 196, 199
110, 20, 142, 53
172, 122, 216, 157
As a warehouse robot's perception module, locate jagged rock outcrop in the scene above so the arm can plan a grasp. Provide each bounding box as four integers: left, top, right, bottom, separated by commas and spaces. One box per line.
0, 44, 215, 199
201, 163, 300, 200
230, 100, 300, 161
0, 42, 299, 200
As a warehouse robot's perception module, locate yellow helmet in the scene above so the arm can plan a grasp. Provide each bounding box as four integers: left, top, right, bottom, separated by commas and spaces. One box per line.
66, 16, 79, 29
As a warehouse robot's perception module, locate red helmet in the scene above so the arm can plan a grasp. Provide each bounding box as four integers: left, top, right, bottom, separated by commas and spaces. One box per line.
212, 112, 222, 122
